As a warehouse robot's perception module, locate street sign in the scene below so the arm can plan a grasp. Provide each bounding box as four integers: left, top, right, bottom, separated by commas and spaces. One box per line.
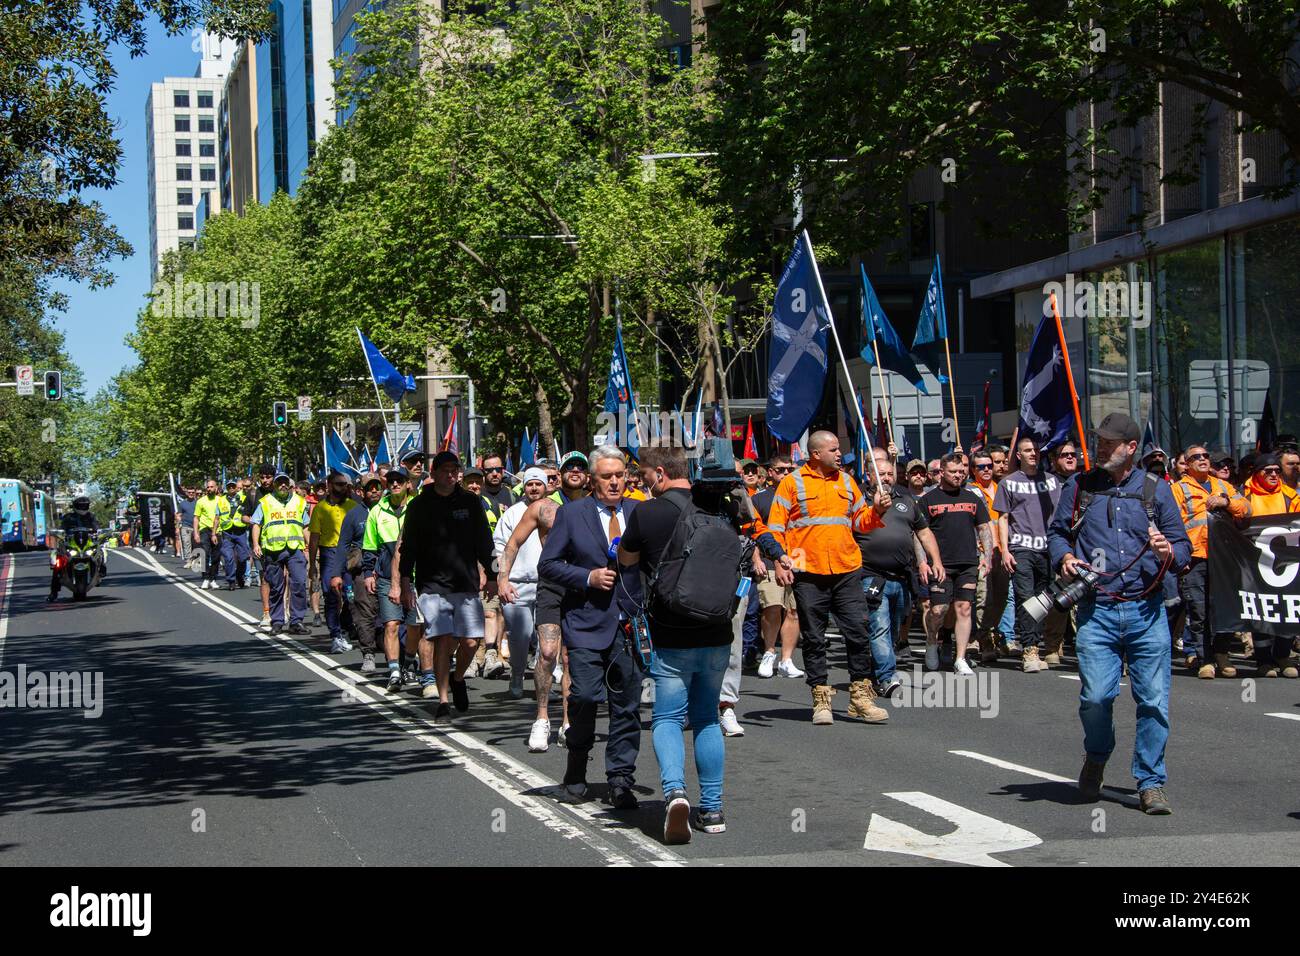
297, 395, 313, 422
15, 365, 33, 396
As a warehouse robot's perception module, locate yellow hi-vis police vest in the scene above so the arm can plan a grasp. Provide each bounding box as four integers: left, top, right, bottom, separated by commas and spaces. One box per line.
218, 492, 248, 531
260, 493, 307, 552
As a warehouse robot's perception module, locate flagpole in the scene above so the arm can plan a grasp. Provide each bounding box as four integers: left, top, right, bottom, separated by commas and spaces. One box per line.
357, 328, 397, 454
1049, 292, 1091, 470
870, 337, 896, 446
941, 333, 961, 451
321, 426, 328, 475
803, 231, 884, 490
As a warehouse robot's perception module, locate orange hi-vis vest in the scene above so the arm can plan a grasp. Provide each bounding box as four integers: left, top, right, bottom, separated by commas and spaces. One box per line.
1171, 475, 1248, 558
1241, 477, 1300, 518
766, 464, 883, 576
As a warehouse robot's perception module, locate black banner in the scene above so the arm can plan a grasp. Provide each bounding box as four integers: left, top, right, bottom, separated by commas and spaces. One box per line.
134, 493, 174, 543
1209, 513, 1300, 637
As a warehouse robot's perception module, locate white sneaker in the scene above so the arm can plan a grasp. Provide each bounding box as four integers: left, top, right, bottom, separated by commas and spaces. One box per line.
719, 707, 744, 737
953, 657, 975, 676
640, 677, 655, 704
557, 723, 569, 748
259, 612, 271, 629
552, 661, 563, 684
924, 644, 941, 671
776, 658, 805, 679
483, 648, 505, 679
527, 718, 551, 752
757, 651, 777, 678
199, 580, 208, 590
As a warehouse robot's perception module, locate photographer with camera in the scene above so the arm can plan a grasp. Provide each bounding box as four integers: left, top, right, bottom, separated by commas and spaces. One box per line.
1046, 413, 1191, 815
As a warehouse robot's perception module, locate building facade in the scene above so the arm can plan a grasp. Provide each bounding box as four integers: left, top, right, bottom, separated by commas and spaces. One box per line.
219, 41, 259, 215
144, 35, 238, 281
972, 83, 1300, 460
256, 0, 336, 199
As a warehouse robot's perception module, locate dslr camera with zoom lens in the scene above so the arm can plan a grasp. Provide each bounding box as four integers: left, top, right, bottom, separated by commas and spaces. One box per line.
1023, 566, 1101, 624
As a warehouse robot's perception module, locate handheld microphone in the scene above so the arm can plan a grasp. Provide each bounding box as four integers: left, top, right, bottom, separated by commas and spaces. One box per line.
607, 535, 621, 570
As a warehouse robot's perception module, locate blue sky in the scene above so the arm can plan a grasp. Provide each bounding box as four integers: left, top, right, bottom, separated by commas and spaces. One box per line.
47, 22, 206, 398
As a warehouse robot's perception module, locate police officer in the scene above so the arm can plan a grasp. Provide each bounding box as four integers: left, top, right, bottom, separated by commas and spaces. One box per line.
215, 480, 251, 590
49, 496, 100, 601
1047, 413, 1191, 815
251, 472, 311, 635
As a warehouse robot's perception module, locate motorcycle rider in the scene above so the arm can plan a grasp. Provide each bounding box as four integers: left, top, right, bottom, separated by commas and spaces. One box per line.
49, 496, 103, 601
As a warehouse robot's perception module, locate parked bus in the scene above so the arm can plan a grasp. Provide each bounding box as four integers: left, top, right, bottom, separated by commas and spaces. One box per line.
32, 489, 55, 549
0, 479, 37, 550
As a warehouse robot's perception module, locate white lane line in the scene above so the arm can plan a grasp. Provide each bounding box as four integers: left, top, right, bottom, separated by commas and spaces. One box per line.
1266, 713, 1300, 722
949, 749, 1140, 807
117, 549, 683, 866
1058, 674, 1126, 687
0, 553, 13, 668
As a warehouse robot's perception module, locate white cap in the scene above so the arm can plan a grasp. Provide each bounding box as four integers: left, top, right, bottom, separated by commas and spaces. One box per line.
523, 467, 548, 485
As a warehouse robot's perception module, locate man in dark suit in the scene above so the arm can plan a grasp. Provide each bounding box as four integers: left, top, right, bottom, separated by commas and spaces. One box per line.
538, 445, 642, 807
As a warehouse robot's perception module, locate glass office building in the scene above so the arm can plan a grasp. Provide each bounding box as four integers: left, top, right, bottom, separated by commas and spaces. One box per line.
256, 0, 334, 198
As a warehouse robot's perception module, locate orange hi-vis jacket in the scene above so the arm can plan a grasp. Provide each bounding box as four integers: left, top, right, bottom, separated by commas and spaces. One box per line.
971, 477, 999, 523
1171, 475, 1248, 558
765, 464, 883, 575
1241, 476, 1300, 517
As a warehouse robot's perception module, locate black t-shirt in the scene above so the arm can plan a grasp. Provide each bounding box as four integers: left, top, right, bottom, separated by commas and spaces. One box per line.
397, 485, 495, 595
481, 483, 515, 516
918, 484, 989, 568
620, 486, 740, 649
855, 490, 927, 578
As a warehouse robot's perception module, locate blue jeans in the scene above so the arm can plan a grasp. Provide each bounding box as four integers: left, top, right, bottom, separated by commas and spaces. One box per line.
650, 645, 730, 812
999, 580, 1015, 637
1075, 594, 1171, 791
865, 577, 906, 685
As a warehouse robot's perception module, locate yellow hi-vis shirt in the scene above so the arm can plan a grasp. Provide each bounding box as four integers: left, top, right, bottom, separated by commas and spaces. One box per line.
307, 497, 357, 548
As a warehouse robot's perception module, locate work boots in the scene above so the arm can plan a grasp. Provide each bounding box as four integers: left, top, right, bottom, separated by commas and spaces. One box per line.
811, 685, 836, 725
1214, 653, 1238, 678
846, 679, 889, 723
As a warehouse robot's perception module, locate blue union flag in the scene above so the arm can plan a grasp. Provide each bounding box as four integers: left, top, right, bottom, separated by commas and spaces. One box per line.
604, 322, 639, 454
766, 231, 830, 443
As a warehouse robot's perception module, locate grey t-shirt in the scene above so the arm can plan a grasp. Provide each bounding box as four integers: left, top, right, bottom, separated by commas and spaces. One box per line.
993, 469, 1062, 551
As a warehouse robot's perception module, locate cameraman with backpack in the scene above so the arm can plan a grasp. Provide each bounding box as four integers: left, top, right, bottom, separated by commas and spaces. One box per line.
1047, 413, 1191, 815
619, 443, 755, 844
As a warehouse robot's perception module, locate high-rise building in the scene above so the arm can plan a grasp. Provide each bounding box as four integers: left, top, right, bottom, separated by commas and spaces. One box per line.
145, 34, 238, 281
256, 0, 336, 199
219, 40, 259, 215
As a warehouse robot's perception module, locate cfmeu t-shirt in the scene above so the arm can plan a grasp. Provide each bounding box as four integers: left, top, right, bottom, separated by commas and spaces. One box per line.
993, 469, 1062, 551
918, 485, 989, 567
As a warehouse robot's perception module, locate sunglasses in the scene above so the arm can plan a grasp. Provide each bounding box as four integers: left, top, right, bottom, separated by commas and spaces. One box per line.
770, 466, 793, 473
484, 466, 504, 473
1057, 452, 1077, 458
974, 463, 993, 470
1186, 452, 1209, 461
1213, 461, 1233, 468
1261, 467, 1281, 475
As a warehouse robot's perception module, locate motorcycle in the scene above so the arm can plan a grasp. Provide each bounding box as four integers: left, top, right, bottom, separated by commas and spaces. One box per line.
51, 528, 116, 600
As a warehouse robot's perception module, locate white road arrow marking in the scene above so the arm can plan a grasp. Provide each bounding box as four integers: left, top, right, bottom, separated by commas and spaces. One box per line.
863, 791, 1041, 867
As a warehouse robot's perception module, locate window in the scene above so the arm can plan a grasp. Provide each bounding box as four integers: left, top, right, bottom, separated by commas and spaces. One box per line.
177, 190, 193, 206
173, 91, 190, 108
199, 141, 216, 157
908, 202, 934, 260
198, 116, 215, 133
176, 165, 192, 181
174, 116, 190, 132
199, 165, 216, 182
178, 213, 194, 230
197, 92, 214, 109
175, 141, 192, 157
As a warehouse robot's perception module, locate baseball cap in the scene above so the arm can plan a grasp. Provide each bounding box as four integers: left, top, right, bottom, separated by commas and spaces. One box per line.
1090, 412, 1141, 443
905, 459, 926, 473
431, 450, 460, 470
274, 472, 292, 483
400, 446, 426, 464
1253, 453, 1281, 472
738, 458, 758, 470
385, 466, 410, 481
360, 472, 383, 489
462, 466, 484, 480
559, 451, 589, 471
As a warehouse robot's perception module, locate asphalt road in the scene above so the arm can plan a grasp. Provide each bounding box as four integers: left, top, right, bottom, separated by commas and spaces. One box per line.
1, 545, 1297, 867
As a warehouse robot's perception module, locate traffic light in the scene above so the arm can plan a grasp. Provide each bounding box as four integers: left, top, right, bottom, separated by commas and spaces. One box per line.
272, 401, 288, 427
44, 370, 62, 401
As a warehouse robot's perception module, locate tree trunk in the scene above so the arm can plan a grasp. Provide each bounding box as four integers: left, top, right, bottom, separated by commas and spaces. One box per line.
535, 381, 556, 461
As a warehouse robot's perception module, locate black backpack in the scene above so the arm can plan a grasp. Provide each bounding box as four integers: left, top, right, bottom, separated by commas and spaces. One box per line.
648, 493, 746, 627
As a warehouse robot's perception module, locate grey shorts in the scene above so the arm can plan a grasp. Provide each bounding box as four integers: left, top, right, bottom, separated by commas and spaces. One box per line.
416, 591, 485, 638
376, 578, 421, 627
